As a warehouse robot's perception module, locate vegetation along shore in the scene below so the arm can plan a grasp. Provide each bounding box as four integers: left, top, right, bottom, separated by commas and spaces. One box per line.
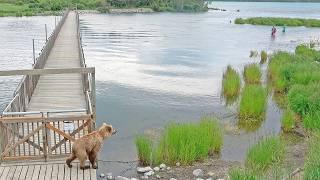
0, 0, 208, 17
235, 17, 320, 27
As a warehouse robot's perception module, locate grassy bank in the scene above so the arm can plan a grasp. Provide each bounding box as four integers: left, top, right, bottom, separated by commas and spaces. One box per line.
229, 136, 285, 179
0, 0, 207, 16
222, 65, 241, 103
135, 116, 223, 166
268, 45, 320, 131
235, 17, 320, 27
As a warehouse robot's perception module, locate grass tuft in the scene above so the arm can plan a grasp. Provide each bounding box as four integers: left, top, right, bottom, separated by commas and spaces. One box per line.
260, 50, 268, 64
281, 109, 295, 132
135, 117, 223, 166
222, 65, 241, 102
246, 136, 285, 172
229, 168, 258, 180
244, 64, 262, 84
239, 85, 267, 121
135, 135, 153, 165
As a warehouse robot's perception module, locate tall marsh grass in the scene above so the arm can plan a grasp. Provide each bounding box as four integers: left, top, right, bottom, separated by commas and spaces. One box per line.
260, 50, 267, 64
246, 136, 285, 172
222, 65, 241, 102
135, 117, 223, 166
135, 135, 153, 165
304, 132, 320, 179
281, 109, 295, 132
235, 17, 320, 27
239, 85, 267, 121
244, 64, 262, 84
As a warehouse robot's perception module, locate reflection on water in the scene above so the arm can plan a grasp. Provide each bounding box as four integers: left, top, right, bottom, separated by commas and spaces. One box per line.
0, 1, 320, 176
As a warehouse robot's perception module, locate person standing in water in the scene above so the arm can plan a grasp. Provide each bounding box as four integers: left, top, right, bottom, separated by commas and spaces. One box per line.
282, 25, 286, 33
271, 26, 277, 36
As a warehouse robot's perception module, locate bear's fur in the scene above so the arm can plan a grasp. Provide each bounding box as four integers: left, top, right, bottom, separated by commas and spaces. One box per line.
66, 123, 116, 169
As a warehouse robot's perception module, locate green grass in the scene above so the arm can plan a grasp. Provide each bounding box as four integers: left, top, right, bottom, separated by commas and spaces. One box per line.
246, 136, 285, 172
304, 111, 320, 131
239, 85, 267, 121
135, 116, 223, 166
281, 109, 295, 132
244, 64, 262, 84
222, 65, 241, 102
260, 50, 268, 64
135, 135, 153, 165
288, 83, 320, 117
304, 132, 320, 179
229, 168, 258, 180
235, 17, 320, 27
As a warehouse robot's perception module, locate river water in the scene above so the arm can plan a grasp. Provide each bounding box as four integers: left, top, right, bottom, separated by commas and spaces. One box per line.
1, 1, 320, 176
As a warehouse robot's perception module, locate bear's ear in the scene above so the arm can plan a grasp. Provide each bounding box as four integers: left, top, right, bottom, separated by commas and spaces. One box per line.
103, 123, 107, 126
106, 125, 112, 133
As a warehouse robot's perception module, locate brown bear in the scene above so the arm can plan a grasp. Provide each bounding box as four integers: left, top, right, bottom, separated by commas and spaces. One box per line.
66, 123, 117, 169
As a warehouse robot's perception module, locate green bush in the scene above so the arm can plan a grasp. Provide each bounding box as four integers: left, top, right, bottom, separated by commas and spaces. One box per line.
135, 135, 153, 165
239, 85, 267, 121
244, 64, 262, 84
246, 136, 285, 172
281, 109, 295, 132
260, 50, 267, 64
222, 65, 241, 100
235, 17, 320, 27
135, 117, 223, 166
295, 44, 320, 62
304, 132, 320, 179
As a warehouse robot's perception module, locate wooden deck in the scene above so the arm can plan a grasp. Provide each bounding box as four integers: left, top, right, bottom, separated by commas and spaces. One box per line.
0, 160, 96, 180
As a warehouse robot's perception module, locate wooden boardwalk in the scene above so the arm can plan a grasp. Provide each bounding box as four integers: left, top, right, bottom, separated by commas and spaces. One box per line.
28, 11, 86, 113
0, 10, 96, 180
0, 160, 96, 180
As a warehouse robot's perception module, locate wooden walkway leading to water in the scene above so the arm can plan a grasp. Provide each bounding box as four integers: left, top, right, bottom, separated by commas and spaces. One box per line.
0, 9, 96, 180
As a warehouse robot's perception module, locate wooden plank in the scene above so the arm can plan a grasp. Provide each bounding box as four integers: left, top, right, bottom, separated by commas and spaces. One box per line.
64, 164, 71, 180
31, 165, 41, 180
90, 168, 96, 180
0, 67, 95, 77
6, 165, 16, 179
12, 165, 23, 179
0, 167, 10, 180
45, 164, 53, 180
0, 167, 4, 178
18, 166, 28, 180
25, 165, 34, 180
57, 164, 65, 180
71, 164, 79, 180
38, 164, 47, 180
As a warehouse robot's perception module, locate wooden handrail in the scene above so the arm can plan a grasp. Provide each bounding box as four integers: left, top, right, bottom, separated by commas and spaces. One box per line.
0, 67, 95, 76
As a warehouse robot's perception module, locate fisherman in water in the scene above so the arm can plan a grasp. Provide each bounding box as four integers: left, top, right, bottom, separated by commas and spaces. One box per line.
271, 26, 277, 36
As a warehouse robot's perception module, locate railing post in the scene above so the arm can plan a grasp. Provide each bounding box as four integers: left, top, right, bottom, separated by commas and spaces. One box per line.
32, 39, 35, 65
92, 72, 96, 128
45, 24, 48, 42
41, 113, 48, 161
